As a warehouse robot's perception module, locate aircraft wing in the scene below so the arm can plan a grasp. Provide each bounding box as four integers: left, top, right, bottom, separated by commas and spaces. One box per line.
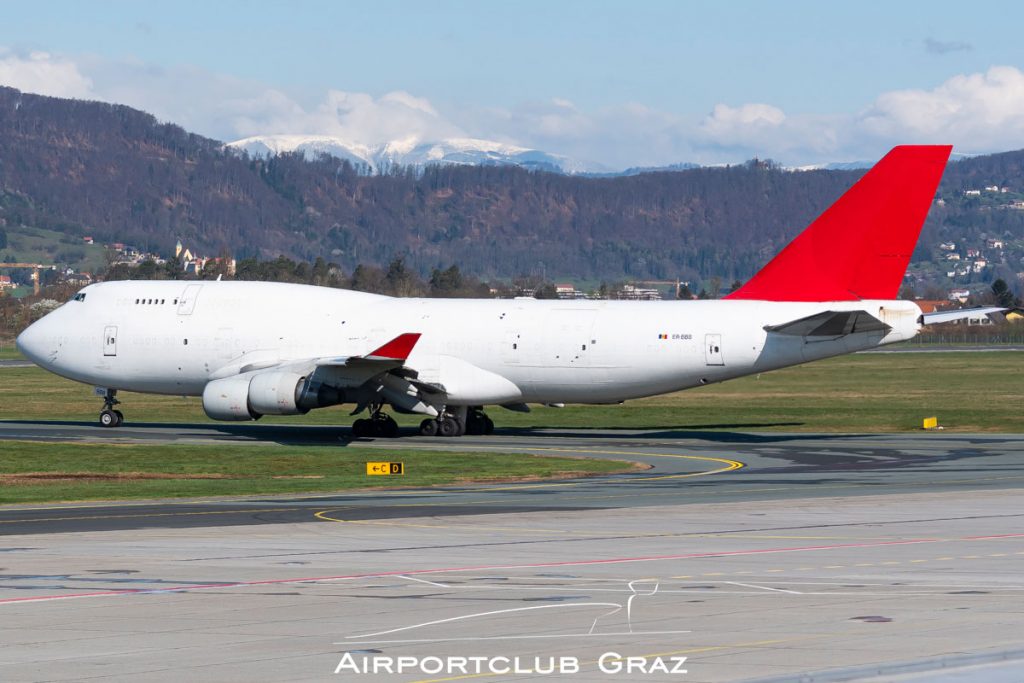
313, 332, 421, 367
210, 333, 422, 384
920, 307, 1006, 325
764, 310, 891, 337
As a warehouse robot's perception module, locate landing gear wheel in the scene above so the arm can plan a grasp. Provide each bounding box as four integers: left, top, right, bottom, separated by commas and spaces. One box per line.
97, 389, 122, 428
354, 411, 400, 438
352, 418, 370, 437
99, 409, 122, 428
419, 418, 438, 437
438, 417, 459, 437
376, 415, 399, 438
465, 409, 494, 436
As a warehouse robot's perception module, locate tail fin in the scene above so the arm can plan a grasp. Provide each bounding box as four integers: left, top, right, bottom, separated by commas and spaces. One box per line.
726, 145, 952, 302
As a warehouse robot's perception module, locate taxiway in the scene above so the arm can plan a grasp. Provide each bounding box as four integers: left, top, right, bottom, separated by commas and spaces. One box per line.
1, 425, 1023, 681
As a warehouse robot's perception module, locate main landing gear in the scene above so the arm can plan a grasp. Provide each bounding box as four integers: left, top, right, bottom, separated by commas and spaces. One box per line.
418, 407, 494, 437
351, 408, 399, 438
350, 405, 495, 438
98, 389, 124, 428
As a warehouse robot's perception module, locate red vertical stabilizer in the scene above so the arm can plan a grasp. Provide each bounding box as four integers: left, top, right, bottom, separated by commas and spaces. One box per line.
726, 145, 952, 302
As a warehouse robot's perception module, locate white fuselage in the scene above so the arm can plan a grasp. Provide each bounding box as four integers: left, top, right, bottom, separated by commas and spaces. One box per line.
18, 280, 922, 408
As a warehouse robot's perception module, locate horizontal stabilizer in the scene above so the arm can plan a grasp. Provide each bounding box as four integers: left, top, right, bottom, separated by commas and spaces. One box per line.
921, 307, 1006, 325
765, 310, 891, 337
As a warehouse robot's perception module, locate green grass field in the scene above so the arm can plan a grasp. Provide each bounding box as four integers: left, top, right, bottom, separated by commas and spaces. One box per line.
0, 346, 24, 360
1, 352, 1019, 503
0, 442, 633, 504
0, 352, 1018, 432
1, 225, 108, 275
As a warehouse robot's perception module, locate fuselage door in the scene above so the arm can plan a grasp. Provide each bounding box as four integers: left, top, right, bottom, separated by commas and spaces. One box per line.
177, 284, 202, 315
705, 333, 724, 366
103, 326, 118, 357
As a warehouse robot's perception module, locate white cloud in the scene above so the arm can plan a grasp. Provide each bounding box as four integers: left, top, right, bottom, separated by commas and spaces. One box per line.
702, 103, 786, 133
858, 66, 1024, 151
0, 49, 94, 99
0, 49, 462, 148
4, 48, 1024, 169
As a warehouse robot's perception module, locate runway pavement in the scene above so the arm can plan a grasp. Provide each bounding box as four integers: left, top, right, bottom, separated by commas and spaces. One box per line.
2, 424, 1023, 681
1, 422, 1023, 534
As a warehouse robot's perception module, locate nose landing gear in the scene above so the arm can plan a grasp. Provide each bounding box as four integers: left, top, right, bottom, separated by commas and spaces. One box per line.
98, 389, 124, 428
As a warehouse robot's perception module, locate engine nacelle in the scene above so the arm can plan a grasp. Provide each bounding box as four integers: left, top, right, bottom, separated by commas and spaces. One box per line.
296, 379, 344, 412
202, 376, 260, 421
203, 372, 346, 421
248, 371, 308, 416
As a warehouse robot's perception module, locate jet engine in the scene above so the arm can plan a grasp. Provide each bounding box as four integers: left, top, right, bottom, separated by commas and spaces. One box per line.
202, 372, 344, 421
202, 375, 259, 421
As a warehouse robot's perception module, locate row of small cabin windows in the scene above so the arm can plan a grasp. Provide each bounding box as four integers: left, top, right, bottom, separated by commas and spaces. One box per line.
135, 298, 179, 305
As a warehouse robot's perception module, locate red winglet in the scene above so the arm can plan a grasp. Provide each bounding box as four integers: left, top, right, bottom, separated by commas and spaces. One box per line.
366, 333, 421, 361
727, 145, 953, 302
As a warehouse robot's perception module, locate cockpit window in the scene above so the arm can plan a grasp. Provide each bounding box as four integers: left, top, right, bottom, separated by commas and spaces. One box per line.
71, 292, 87, 302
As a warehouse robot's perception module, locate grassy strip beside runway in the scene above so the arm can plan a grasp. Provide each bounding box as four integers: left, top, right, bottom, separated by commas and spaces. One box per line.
0, 352, 1018, 432
0, 441, 636, 504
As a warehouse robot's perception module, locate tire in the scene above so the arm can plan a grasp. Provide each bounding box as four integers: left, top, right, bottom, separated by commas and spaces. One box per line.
352, 418, 370, 437
99, 409, 119, 428
465, 411, 484, 435
113, 410, 125, 425
438, 417, 459, 437
381, 417, 399, 438
419, 419, 438, 437
483, 416, 494, 435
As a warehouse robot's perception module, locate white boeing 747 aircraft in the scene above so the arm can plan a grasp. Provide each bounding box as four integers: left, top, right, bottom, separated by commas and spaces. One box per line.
16, 145, 1002, 437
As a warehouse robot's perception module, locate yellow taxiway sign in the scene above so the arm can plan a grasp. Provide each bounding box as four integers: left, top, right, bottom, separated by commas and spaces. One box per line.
366, 462, 404, 476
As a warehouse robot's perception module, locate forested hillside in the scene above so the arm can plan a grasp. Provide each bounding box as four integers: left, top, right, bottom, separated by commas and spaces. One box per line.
1, 86, 1022, 290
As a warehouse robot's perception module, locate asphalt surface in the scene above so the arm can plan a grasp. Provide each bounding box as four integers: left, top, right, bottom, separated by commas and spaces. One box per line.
1, 421, 1022, 535
3, 425, 1024, 681
863, 345, 1024, 353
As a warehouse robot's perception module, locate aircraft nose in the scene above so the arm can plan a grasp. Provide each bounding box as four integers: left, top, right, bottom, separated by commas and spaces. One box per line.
16, 319, 49, 365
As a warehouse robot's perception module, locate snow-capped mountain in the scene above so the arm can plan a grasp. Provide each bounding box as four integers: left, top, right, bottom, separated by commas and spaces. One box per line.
230, 135, 377, 169
227, 134, 604, 174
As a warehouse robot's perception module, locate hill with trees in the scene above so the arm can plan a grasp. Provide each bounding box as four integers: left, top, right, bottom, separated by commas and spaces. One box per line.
0, 86, 1022, 294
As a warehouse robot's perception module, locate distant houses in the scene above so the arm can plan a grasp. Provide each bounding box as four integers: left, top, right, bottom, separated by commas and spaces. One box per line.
175, 240, 236, 276
948, 288, 972, 303
554, 283, 585, 299
615, 284, 662, 300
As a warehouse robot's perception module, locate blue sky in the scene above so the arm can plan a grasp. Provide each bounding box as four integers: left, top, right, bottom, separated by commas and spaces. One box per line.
2, 0, 1024, 168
